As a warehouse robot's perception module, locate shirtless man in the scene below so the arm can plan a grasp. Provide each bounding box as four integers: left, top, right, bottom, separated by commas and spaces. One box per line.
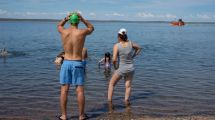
57, 13, 94, 120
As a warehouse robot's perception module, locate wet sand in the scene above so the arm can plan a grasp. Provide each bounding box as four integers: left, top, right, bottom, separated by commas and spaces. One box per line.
1, 114, 215, 120
97, 114, 215, 120
1, 117, 214, 120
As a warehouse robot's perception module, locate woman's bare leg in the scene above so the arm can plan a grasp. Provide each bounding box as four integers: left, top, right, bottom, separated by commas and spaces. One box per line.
108, 72, 122, 102
124, 73, 134, 106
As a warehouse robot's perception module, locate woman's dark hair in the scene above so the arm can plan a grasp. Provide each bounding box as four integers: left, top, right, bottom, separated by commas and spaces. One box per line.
105, 52, 111, 63
118, 33, 128, 41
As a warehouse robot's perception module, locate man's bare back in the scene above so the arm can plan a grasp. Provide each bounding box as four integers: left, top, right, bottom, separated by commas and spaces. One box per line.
58, 13, 94, 60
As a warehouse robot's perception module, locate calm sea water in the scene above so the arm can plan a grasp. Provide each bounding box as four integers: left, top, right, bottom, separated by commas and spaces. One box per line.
0, 21, 215, 119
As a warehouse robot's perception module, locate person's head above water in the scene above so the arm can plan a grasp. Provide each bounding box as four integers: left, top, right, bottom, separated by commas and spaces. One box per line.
69, 13, 80, 26
105, 52, 111, 57
104, 52, 111, 63
118, 28, 128, 41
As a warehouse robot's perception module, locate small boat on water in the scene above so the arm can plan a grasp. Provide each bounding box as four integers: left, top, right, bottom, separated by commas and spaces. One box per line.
170, 19, 185, 26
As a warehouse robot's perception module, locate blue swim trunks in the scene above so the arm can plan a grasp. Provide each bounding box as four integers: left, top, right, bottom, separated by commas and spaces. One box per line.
60, 60, 84, 85
82, 60, 87, 68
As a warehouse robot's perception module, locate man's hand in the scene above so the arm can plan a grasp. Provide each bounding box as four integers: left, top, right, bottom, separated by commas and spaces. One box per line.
76, 12, 94, 34
57, 13, 71, 33
64, 13, 71, 21
77, 13, 83, 21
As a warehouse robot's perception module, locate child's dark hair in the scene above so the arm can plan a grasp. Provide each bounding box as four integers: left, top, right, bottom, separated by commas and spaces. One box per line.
105, 52, 111, 63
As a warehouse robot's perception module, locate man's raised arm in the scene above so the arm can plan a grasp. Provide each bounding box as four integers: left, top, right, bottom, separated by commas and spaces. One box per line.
78, 13, 94, 34
57, 14, 70, 33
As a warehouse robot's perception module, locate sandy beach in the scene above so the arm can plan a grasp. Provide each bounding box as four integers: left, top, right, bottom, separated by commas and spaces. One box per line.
1, 115, 215, 120
97, 113, 215, 120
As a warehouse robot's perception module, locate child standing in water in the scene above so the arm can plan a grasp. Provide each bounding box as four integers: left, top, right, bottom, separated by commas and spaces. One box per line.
98, 52, 112, 70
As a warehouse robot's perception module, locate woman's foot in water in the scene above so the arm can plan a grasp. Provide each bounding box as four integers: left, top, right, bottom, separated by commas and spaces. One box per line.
125, 100, 131, 107
108, 101, 114, 113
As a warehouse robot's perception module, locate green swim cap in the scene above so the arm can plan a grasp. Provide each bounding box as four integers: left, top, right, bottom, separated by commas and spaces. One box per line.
69, 13, 79, 25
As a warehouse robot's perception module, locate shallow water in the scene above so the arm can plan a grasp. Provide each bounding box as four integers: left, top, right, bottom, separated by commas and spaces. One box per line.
0, 21, 215, 119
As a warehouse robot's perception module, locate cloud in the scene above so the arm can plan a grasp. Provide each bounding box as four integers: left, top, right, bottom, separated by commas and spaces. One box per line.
197, 14, 211, 19
137, 12, 177, 19
88, 12, 96, 19
189, 13, 215, 19
26, 12, 48, 16
89, 12, 96, 16
0, 9, 70, 19
137, 12, 154, 18
105, 12, 124, 17
0, 9, 7, 15
133, 0, 215, 10
76, 10, 82, 14
0, 8, 214, 22
165, 14, 177, 19
0, 9, 88, 19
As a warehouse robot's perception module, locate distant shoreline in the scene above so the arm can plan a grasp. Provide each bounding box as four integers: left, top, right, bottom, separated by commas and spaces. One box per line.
0, 18, 215, 24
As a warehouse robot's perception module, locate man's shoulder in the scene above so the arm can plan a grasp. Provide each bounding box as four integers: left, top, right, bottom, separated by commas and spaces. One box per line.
78, 28, 93, 35
67, 28, 86, 33
78, 28, 88, 32
63, 28, 80, 34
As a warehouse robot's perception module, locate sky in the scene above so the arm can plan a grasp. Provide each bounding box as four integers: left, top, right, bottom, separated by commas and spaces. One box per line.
0, 0, 215, 22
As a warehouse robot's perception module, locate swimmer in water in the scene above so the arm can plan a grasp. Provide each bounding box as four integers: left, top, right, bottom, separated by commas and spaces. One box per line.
0, 48, 8, 56
98, 52, 112, 70
54, 51, 65, 66
54, 48, 88, 69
